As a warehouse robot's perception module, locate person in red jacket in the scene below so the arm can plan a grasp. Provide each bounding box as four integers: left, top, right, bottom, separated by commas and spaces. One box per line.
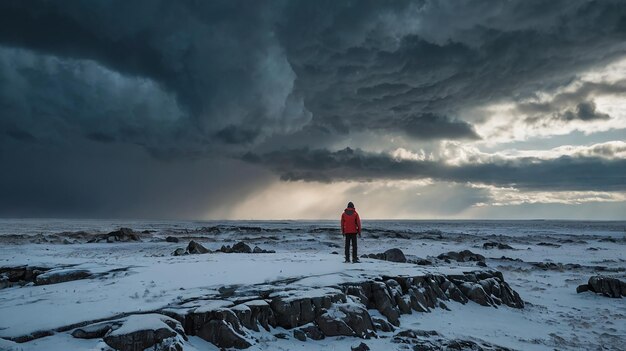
341, 202, 361, 263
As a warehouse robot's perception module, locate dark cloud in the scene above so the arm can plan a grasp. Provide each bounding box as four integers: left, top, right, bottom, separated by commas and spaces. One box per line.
401, 113, 479, 140
244, 147, 626, 191
560, 101, 610, 122
0, 0, 625, 217
1, 0, 625, 153
215, 126, 260, 145
86, 132, 116, 144
5, 128, 36, 142
0, 137, 273, 218
275, 0, 626, 139
519, 80, 626, 124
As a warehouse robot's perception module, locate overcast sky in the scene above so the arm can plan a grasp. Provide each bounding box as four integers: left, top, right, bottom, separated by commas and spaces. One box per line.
1, 0, 625, 220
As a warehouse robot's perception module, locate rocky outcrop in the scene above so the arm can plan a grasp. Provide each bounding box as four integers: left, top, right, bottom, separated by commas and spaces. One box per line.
103, 314, 186, 351
364, 248, 407, 263
81, 314, 187, 351
186, 240, 210, 254
72, 321, 121, 339
253, 246, 275, 253
184, 302, 252, 349
537, 242, 561, 248
315, 302, 375, 338
174, 241, 276, 256
577, 276, 626, 298
0, 265, 51, 288
483, 242, 514, 250
269, 288, 345, 329
438, 250, 485, 263
35, 269, 91, 285
351, 342, 371, 351
89, 228, 140, 243
219, 242, 275, 254
293, 324, 325, 341
26, 270, 524, 350
165, 236, 179, 243
392, 329, 512, 350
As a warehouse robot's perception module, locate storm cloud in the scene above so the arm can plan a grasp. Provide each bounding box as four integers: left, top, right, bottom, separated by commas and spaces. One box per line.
244, 147, 626, 191
0, 0, 625, 218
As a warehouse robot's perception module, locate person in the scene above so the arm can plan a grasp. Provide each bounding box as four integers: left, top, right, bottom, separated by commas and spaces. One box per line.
341, 201, 361, 263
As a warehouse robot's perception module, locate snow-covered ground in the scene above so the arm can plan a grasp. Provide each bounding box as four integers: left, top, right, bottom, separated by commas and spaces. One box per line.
0, 220, 625, 350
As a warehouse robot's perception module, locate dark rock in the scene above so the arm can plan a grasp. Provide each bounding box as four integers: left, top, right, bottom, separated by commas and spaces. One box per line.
499, 256, 523, 262
384, 248, 407, 263
103, 314, 182, 351
537, 242, 561, 248
231, 305, 254, 331
315, 312, 353, 337
339, 303, 375, 337
197, 319, 251, 349
352, 342, 370, 351
186, 240, 210, 254
372, 317, 394, 332
415, 259, 432, 266
407, 287, 430, 312
270, 296, 310, 329
370, 282, 400, 326
477, 261, 487, 267
437, 250, 485, 262
188, 307, 251, 349
106, 228, 140, 242
274, 332, 288, 339
440, 280, 467, 304
483, 242, 514, 250
315, 302, 375, 338
35, 269, 91, 285
296, 325, 325, 340
252, 246, 275, 254
0, 265, 51, 286
456, 279, 502, 307
364, 248, 406, 263
0, 276, 8, 289
173, 248, 186, 256
576, 284, 589, 294
531, 262, 583, 271
394, 329, 439, 339
166, 236, 179, 243
293, 329, 307, 341
245, 300, 275, 332
232, 242, 252, 253
587, 276, 625, 298
72, 321, 120, 339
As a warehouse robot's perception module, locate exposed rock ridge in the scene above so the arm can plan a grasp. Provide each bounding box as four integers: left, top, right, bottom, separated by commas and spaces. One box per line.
9, 269, 523, 350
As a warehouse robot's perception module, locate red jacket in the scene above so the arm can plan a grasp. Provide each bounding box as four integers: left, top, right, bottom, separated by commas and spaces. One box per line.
341, 208, 361, 234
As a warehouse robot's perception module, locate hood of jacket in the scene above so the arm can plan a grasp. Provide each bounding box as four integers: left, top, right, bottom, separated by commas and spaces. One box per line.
344, 208, 356, 215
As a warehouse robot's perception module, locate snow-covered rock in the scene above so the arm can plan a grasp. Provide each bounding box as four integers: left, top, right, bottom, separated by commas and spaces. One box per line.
102, 314, 185, 351
578, 275, 626, 298
35, 268, 91, 285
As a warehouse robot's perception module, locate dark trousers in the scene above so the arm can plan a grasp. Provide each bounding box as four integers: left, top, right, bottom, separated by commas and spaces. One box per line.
344, 233, 358, 261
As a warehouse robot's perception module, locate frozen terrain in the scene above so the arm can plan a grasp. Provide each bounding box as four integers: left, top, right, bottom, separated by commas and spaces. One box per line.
0, 219, 625, 350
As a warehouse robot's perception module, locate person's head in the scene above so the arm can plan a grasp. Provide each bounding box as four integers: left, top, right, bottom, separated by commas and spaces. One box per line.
347, 202, 355, 209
